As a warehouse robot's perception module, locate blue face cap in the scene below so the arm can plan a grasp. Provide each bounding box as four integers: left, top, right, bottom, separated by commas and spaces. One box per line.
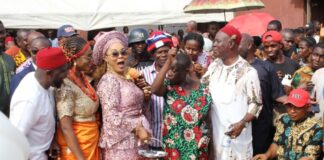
57, 25, 77, 38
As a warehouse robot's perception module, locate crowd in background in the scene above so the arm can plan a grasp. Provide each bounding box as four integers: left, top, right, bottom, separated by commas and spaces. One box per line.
0, 18, 323, 160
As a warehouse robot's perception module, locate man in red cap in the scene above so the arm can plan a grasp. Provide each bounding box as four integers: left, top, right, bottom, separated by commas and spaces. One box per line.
262, 30, 299, 82
253, 88, 323, 160
262, 30, 301, 123
10, 47, 69, 160
239, 33, 288, 155
203, 25, 262, 159
4, 36, 19, 57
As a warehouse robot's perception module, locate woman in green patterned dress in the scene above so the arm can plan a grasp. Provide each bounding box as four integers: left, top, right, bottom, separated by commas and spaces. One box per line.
151, 50, 212, 160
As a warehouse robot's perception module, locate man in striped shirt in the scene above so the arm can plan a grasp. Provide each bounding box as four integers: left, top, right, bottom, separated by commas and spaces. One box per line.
141, 31, 173, 150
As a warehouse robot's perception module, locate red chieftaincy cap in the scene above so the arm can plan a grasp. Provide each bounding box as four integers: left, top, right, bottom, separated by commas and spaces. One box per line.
220, 25, 242, 45
285, 88, 310, 108
36, 47, 68, 70
262, 31, 282, 43
5, 36, 14, 44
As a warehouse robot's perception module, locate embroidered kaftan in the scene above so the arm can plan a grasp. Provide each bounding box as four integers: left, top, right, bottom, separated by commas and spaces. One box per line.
202, 57, 262, 160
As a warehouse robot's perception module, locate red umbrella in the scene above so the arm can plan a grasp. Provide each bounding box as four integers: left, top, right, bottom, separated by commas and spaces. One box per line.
227, 12, 275, 36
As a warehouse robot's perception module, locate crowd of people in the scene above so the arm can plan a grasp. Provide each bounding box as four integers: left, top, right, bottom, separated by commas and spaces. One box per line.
0, 17, 323, 160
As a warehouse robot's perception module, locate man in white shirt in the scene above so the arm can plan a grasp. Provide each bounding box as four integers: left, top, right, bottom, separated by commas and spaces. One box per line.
10, 47, 69, 160
311, 42, 324, 121
202, 25, 262, 160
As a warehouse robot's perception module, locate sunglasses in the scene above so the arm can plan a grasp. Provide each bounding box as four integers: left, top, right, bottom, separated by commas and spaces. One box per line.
109, 50, 128, 58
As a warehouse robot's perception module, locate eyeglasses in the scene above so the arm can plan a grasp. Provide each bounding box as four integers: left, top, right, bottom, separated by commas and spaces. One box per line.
109, 50, 128, 58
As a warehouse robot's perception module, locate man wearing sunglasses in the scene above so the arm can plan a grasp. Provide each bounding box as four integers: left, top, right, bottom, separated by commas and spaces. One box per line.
10, 37, 51, 98
16, 31, 45, 74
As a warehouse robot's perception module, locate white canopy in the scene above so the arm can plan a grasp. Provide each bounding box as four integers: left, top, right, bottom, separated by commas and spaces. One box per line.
0, 0, 233, 30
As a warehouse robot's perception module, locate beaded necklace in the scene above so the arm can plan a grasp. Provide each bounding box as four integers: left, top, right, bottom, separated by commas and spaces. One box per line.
68, 66, 97, 101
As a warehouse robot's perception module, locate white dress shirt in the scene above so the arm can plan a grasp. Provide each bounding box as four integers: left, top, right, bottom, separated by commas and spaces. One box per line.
311, 68, 324, 121
10, 72, 55, 160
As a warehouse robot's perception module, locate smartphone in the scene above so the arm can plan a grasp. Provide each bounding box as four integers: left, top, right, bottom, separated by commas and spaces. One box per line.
312, 103, 320, 113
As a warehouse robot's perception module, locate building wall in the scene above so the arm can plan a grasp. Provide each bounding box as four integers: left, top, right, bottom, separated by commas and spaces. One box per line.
236, 0, 305, 29
311, 0, 324, 22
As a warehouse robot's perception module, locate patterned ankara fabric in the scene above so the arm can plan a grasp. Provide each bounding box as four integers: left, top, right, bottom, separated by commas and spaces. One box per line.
273, 113, 323, 160
163, 79, 212, 160
291, 65, 314, 89
13, 49, 27, 68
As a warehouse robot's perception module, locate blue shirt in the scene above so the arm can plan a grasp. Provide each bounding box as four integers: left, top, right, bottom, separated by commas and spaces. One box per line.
10, 63, 35, 98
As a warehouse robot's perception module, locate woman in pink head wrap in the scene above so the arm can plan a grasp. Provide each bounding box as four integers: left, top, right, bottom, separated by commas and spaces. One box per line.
93, 31, 151, 159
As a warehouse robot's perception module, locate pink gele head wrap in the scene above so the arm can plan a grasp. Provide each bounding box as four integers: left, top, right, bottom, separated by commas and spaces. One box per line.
92, 31, 128, 65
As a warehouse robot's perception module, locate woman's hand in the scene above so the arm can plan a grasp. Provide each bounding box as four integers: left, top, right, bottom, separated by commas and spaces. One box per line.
48, 140, 60, 159
134, 126, 151, 143
135, 75, 148, 89
143, 86, 152, 101
134, 75, 152, 101
167, 47, 177, 62
193, 62, 206, 78
60, 116, 86, 160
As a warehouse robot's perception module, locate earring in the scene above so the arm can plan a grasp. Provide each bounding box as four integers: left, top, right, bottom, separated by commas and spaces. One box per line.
107, 64, 112, 71
73, 62, 77, 66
